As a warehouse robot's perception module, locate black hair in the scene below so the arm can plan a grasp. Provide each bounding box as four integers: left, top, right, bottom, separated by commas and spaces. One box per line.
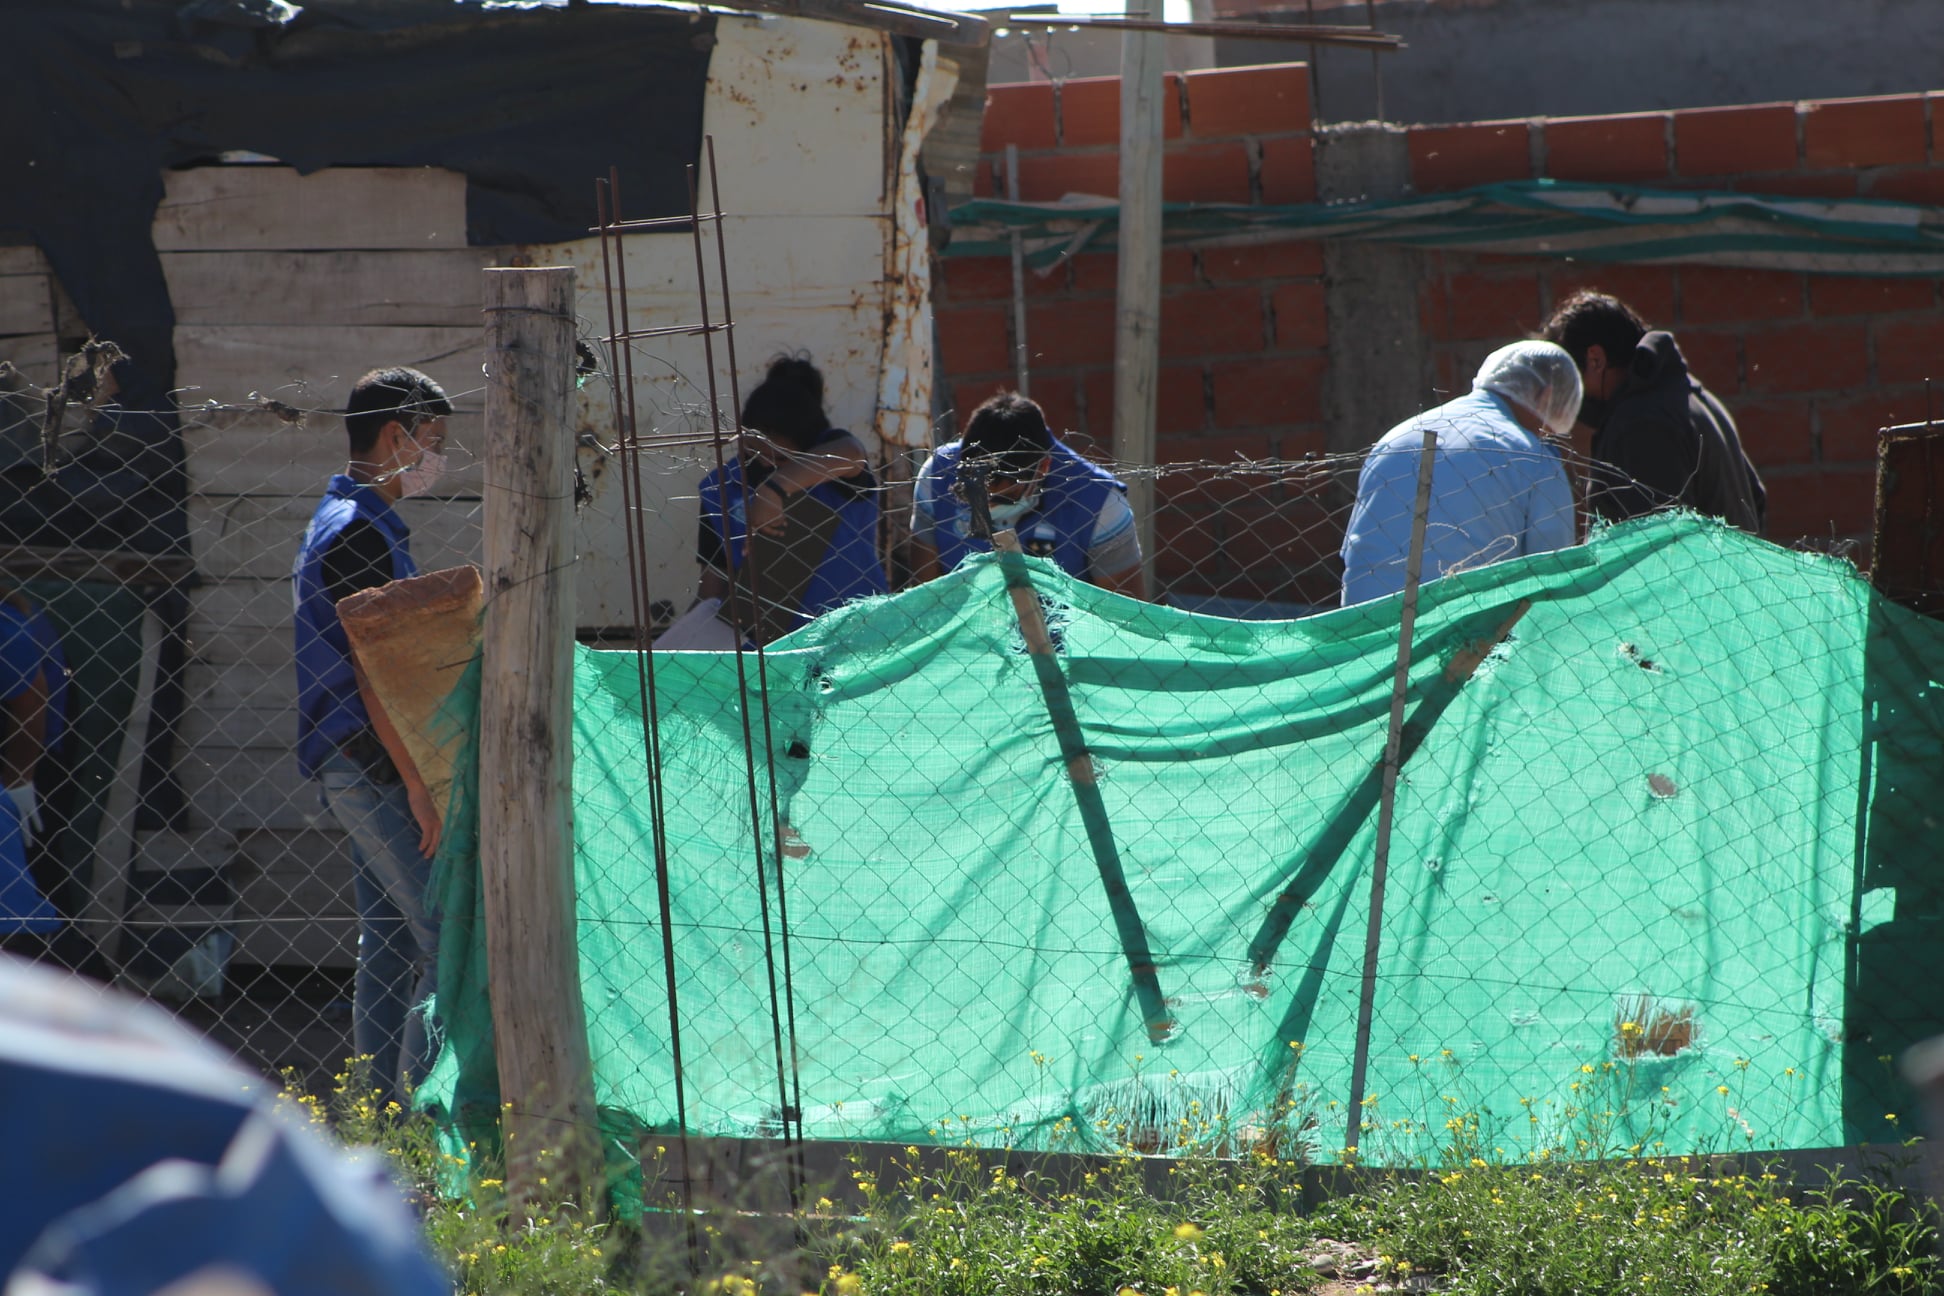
1539, 291, 1650, 370
345, 367, 453, 455
740, 354, 830, 449
961, 391, 1053, 481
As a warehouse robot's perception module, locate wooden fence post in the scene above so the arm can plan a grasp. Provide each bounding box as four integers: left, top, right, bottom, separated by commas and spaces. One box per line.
481, 266, 602, 1213
1115, 9, 1165, 594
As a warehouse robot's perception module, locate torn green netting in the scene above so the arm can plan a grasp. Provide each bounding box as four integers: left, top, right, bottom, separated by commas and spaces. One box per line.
418, 513, 1944, 1173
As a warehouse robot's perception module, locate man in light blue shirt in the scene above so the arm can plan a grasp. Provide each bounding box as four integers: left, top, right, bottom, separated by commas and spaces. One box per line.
1342, 341, 1582, 606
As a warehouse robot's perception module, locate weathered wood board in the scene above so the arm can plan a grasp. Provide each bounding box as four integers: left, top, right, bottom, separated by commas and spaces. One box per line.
0, 274, 53, 336
154, 167, 469, 252
163, 250, 494, 327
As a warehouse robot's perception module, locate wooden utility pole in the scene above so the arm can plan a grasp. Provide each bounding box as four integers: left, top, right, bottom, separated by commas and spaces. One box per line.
1115, 0, 1165, 592
481, 266, 602, 1214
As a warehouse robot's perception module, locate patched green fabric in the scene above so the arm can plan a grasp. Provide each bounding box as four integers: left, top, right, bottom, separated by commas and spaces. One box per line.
421, 514, 1944, 1166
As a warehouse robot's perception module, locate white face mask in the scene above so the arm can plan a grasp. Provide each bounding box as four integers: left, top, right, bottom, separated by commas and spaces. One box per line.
986, 491, 1042, 527
399, 448, 448, 498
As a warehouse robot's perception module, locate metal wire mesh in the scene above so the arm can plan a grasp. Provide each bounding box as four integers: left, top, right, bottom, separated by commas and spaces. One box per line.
0, 294, 1928, 1185
415, 317, 1934, 1180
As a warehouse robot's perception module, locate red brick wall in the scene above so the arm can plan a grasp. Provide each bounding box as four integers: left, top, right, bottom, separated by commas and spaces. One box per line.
1407, 94, 1944, 549
942, 63, 1320, 468
940, 81, 1944, 568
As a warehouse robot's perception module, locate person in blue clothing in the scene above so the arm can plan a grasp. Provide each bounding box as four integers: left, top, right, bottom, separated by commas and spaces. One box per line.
293, 366, 450, 1106
1341, 340, 1582, 606
696, 356, 887, 642
908, 390, 1147, 598
0, 590, 102, 976
0, 598, 57, 940
0, 953, 447, 1296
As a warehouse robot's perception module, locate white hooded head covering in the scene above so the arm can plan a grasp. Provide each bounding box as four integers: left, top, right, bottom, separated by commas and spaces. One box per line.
1472, 340, 1584, 439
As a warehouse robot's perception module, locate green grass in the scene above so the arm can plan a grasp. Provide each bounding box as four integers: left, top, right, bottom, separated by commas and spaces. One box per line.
1315, 1158, 1939, 1296
288, 1062, 1944, 1296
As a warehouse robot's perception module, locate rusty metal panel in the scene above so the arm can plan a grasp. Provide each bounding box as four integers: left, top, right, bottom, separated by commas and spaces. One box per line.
515, 15, 898, 630
1872, 419, 1944, 617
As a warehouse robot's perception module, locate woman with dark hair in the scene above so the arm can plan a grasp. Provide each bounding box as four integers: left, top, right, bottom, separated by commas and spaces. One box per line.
694, 356, 887, 642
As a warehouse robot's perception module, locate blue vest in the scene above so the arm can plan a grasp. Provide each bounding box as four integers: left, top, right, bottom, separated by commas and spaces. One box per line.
0, 601, 62, 756
925, 438, 1125, 580
292, 476, 416, 778
23, 606, 67, 757
697, 440, 888, 634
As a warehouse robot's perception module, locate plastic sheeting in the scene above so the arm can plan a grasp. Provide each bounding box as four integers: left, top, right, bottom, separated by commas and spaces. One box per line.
947, 180, 1944, 278
422, 514, 1944, 1169
0, 0, 713, 553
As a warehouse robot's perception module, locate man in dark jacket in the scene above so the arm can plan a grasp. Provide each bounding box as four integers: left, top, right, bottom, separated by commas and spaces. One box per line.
1541, 290, 1765, 533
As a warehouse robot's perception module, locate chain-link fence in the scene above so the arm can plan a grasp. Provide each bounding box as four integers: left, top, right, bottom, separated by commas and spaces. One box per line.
0, 364, 493, 1093
412, 352, 1944, 1186
5, 320, 1937, 1186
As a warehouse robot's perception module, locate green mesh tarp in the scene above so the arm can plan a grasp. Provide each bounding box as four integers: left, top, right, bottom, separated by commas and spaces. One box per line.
422, 514, 1944, 1165
948, 180, 1944, 277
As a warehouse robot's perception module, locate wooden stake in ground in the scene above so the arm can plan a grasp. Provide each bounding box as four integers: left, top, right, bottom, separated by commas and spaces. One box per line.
480, 266, 603, 1213
961, 465, 1173, 1044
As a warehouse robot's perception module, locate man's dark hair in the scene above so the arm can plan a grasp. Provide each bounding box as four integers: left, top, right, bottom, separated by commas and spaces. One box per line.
1540, 291, 1650, 370
962, 391, 1052, 481
345, 367, 453, 455
740, 354, 830, 448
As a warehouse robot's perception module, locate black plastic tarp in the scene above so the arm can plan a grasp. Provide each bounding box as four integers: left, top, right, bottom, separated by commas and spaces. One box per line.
1, 0, 715, 553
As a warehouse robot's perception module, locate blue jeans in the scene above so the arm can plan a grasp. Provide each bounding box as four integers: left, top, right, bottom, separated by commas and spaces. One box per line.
316, 750, 439, 1106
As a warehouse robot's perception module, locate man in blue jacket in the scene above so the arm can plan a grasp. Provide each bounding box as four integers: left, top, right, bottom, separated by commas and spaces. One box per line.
293, 367, 450, 1105
909, 391, 1147, 598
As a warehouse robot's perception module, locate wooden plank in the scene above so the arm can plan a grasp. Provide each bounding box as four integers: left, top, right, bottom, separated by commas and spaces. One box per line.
187, 660, 297, 717
81, 603, 160, 970
1113, 23, 1167, 595
232, 916, 356, 970
191, 579, 295, 634
181, 704, 292, 753
0, 333, 59, 388
173, 324, 486, 495
177, 740, 321, 832
187, 495, 481, 582
163, 250, 495, 328
190, 620, 316, 674
235, 846, 352, 921
0, 247, 48, 277
233, 826, 353, 879
181, 408, 486, 497
0, 545, 196, 588
155, 167, 468, 252
50, 273, 87, 340
173, 323, 484, 410
0, 275, 52, 336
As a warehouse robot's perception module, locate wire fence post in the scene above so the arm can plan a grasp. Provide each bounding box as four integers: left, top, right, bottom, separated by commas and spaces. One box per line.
480, 265, 603, 1213
1345, 422, 1436, 1155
